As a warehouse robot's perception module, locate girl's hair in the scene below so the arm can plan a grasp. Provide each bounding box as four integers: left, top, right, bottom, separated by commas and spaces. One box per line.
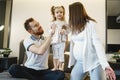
51, 6, 65, 21
69, 2, 96, 34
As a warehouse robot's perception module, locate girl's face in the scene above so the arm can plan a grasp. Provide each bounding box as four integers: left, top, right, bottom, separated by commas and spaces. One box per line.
54, 7, 64, 20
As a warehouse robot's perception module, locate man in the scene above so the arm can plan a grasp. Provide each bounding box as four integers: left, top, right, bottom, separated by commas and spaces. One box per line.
8, 18, 65, 80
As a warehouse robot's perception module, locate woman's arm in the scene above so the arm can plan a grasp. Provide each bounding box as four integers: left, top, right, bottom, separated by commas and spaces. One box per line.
91, 22, 116, 80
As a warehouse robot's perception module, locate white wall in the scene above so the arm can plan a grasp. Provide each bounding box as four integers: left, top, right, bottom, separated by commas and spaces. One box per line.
9, 0, 106, 58
107, 29, 120, 44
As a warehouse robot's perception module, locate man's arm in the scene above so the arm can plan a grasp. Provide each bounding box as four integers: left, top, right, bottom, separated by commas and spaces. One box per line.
29, 35, 53, 55
28, 23, 55, 55
29, 25, 55, 55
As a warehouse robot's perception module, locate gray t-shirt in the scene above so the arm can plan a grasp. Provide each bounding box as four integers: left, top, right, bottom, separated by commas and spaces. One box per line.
23, 35, 49, 70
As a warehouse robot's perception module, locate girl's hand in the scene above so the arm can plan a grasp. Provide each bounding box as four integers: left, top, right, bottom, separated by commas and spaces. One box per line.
60, 29, 66, 35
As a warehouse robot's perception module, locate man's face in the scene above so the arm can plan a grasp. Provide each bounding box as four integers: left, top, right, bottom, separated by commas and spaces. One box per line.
29, 20, 44, 35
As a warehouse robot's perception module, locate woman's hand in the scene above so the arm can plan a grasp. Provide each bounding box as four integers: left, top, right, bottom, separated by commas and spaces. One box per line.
105, 67, 116, 80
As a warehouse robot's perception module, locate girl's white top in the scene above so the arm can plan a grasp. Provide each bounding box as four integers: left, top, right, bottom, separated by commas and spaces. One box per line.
49, 20, 68, 44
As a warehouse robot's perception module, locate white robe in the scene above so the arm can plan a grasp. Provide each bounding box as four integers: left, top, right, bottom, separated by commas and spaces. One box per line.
68, 20, 109, 72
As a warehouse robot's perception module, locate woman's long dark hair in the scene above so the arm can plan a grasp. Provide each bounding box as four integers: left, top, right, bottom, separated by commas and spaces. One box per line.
69, 2, 96, 34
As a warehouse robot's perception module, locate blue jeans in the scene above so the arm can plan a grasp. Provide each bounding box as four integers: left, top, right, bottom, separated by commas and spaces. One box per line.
70, 62, 106, 80
8, 64, 65, 80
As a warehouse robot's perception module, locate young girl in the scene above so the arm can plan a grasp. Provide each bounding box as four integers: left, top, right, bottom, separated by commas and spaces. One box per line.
50, 6, 68, 71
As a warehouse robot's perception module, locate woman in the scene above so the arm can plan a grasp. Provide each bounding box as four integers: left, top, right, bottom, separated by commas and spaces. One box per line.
68, 2, 116, 80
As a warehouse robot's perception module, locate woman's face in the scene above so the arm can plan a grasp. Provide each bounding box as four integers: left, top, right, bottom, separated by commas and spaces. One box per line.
54, 7, 64, 20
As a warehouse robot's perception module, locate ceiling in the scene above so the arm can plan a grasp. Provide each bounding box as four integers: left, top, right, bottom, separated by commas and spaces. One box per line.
107, 0, 120, 16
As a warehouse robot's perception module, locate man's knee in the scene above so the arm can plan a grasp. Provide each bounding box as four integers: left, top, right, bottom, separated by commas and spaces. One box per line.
8, 64, 19, 72
44, 70, 65, 80
8, 64, 21, 77
57, 70, 65, 80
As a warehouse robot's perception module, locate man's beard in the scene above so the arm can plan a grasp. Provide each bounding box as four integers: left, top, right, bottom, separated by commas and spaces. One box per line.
36, 30, 44, 35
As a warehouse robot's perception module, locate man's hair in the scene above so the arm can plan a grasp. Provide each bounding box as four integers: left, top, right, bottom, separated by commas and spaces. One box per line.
24, 18, 34, 31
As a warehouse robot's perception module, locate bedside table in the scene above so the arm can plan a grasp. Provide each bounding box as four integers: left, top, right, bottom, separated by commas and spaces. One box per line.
0, 57, 17, 72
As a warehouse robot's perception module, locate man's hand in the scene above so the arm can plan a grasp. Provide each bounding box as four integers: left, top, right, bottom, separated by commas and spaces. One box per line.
50, 23, 56, 36
105, 67, 116, 80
